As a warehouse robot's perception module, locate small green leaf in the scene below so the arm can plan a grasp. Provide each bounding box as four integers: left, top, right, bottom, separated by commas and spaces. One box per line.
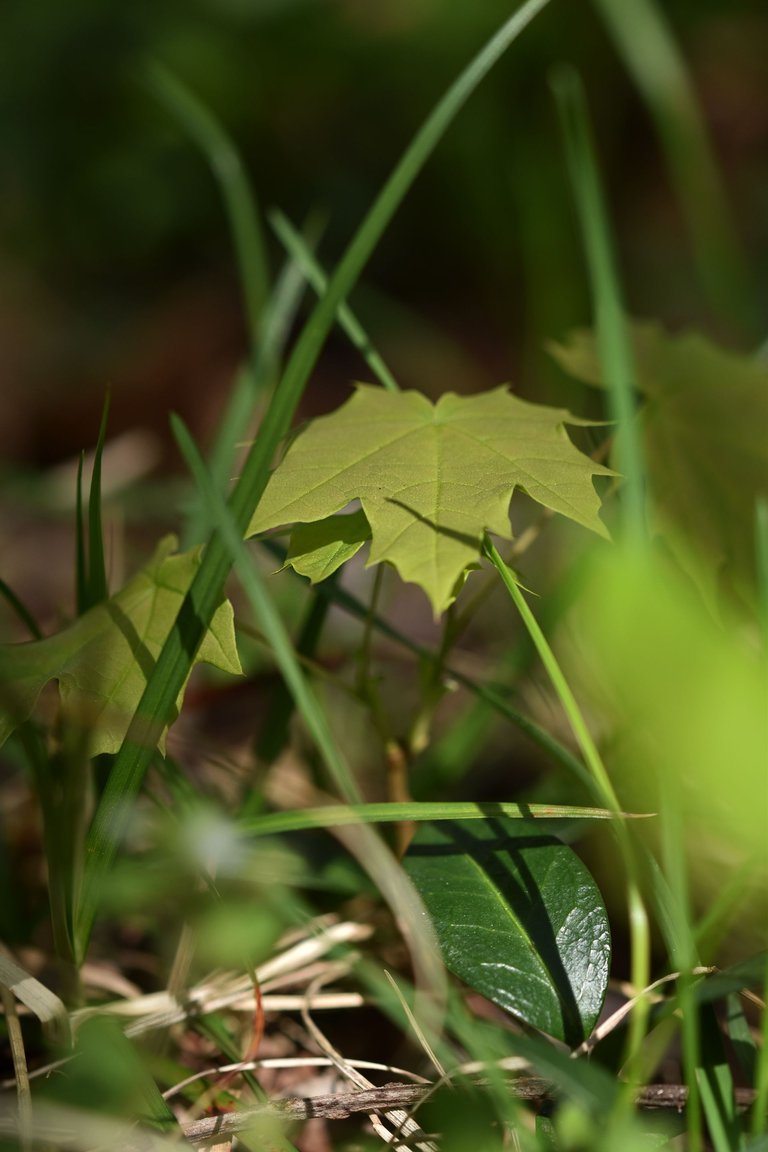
403, 818, 610, 1044
0, 536, 241, 755
248, 385, 612, 615
285, 509, 371, 582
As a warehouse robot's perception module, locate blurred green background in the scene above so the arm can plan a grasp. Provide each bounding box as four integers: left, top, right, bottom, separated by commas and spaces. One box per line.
1, 0, 766, 471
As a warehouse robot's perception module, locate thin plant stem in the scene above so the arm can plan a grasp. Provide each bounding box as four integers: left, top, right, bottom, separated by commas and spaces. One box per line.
357, 565, 386, 700
591, 0, 753, 330
0, 983, 31, 1152
240, 800, 627, 838
753, 500, 768, 1136
756, 498, 768, 655
659, 783, 703, 1151
75, 452, 87, 616
0, 579, 42, 641
752, 960, 768, 1137
270, 210, 401, 393
145, 62, 270, 356
86, 391, 111, 607
483, 537, 651, 1084
551, 67, 646, 547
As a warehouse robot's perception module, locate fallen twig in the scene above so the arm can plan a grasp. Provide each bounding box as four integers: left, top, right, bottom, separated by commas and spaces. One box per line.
180, 1078, 760, 1146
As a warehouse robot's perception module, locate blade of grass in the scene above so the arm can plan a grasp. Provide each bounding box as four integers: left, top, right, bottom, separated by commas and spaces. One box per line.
86, 391, 111, 608
753, 500, 768, 1138
269, 209, 401, 393
756, 499, 768, 654
0, 949, 68, 1043
148, 62, 289, 550
697, 1004, 745, 1152
240, 800, 635, 838
551, 66, 646, 547
182, 242, 311, 547
251, 574, 340, 776
753, 961, 768, 1138
0, 982, 31, 1152
171, 414, 448, 1034
0, 579, 42, 641
726, 995, 758, 1086
75, 452, 87, 616
75, 0, 553, 961
659, 784, 703, 1151
592, 0, 753, 330
483, 537, 651, 1091
145, 62, 270, 353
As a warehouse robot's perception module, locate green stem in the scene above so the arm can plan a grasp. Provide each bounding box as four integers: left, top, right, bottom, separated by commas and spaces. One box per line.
0, 579, 42, 641
240, 800, 626, 837
270, 210, 401, 393
483, 537, 651, 1078
752, 960, 768, 1137
659, 783, 703, 1151
145, 63, 271, 355
551, 67, 646, 548
591, 0, 753, 330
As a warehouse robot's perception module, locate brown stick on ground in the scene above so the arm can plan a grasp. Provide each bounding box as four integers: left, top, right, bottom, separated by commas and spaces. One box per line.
180, 1078, 760, 1146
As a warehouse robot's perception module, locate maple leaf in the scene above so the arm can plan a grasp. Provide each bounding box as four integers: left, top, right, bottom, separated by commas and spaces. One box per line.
549, 321, 768, 607
0, 536, 242, 755
248, 385, 612, 615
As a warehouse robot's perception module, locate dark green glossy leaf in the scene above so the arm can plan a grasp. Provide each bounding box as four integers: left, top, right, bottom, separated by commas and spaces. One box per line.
404, 818, 610, 1044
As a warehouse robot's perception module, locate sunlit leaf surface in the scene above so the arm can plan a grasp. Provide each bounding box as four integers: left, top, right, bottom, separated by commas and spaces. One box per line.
0, 536, 242, 755
404, 818, 611, 1043
249, 385, 611, 614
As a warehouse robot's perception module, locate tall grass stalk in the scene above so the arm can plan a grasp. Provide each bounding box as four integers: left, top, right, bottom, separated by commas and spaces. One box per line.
483, 538, 651, 1096
551, 67, 646, 548
752, 499, 768, 1137
145, 63, 271, 353
269, 209, 401, 393
592, 0, 753, 330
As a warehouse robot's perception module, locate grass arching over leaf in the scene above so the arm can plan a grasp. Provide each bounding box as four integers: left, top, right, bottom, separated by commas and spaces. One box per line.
248, 384, 613, 615
0, 536, 242, 756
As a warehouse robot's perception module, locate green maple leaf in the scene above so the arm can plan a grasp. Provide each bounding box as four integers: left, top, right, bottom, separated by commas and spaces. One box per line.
0, 535, 242, 755
248, 385, 612, 615
286, 510, 372, 584
549, 321, 768, 606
